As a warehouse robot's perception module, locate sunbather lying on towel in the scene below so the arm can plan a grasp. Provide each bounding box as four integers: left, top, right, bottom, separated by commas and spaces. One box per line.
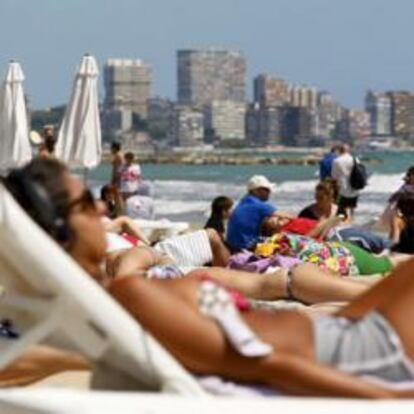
257, 219, 404, 276
106, 227, 232, 277
262, 214, 392, 254
5, 158, 414, 397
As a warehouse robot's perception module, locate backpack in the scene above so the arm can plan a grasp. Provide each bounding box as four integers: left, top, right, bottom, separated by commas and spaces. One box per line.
349, 157, 368, 190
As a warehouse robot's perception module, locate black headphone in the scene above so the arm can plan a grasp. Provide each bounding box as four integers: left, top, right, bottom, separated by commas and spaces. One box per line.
7, 170, 72, 245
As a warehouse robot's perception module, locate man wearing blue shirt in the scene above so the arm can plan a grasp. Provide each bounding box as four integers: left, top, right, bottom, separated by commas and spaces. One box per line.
227, 175, 278, 251
319, 145, 339, 181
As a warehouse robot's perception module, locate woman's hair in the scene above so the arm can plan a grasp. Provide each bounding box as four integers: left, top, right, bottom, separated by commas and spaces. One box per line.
317, 179, 338, 201
397, 192, 414, 219
124, 152, 135, 162
260, 217, 275, 238
44, 136, 56, 154
210, 196, 233, 218
100, 184, 114, 202
111, 142, 121, 152
404, 166, 414, 181
259, 216, 285, 238
3, 158, 71, 243
204, 196, 233, 236
100, 184, 116, 218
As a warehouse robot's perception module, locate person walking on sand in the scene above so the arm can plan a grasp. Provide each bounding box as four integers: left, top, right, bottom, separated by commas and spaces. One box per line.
332, 144, 360, 219
110, 142, 123, 188
109, 142, 124, 215
319, 145, 339, 181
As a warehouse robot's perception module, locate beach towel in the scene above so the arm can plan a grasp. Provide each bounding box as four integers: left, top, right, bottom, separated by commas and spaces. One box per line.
228, 251, 302, 273
154, 230, 212, 269
255, 233, 359, 276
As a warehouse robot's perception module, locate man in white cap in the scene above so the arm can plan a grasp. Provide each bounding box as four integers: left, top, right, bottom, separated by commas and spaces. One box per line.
227, 175, 280, 251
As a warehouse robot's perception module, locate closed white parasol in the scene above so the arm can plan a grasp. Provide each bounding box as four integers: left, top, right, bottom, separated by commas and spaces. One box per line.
56, 54, 102, 170
0, 60, 32, 171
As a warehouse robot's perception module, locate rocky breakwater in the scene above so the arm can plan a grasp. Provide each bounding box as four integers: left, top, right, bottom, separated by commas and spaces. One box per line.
102, 149, 383, 166
132, 153, 320, 165
132, 153, 383, 166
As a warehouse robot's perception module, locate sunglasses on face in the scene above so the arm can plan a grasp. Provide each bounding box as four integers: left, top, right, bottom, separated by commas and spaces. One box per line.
67, 189, 97, 214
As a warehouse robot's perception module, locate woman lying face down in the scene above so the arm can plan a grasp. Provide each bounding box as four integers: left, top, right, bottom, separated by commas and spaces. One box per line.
5, 158, 414, 398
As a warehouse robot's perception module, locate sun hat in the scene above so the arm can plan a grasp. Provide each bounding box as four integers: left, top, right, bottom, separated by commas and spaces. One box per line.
247, 175, 276, 192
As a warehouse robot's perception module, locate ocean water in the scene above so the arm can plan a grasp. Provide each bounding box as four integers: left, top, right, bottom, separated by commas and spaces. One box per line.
87, 151, 414, 225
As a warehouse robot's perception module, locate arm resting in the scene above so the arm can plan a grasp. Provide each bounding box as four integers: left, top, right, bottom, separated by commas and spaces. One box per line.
105, 216, 150, 245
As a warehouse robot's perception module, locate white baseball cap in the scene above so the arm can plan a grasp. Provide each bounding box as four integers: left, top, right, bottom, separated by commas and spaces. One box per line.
247, 175, 276, 192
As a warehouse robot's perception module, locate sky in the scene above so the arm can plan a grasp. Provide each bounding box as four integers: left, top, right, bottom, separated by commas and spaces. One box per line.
1, 0, 414, 109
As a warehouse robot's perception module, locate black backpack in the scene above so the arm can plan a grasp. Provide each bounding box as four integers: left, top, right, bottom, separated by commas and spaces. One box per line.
349, 157, 368, 190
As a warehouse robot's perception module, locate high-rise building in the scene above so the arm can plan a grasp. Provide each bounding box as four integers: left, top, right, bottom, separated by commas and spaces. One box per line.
204, 101, 246, 142
365, 91, 392, 136
168, 106, 204, 147
104, 59, 152, 120
332, 108, 371, 142
316, 91, 342, 138
387, 91, 414, 138
177, 49, 246, 106
288, 85, 318, 109
147, 97, 174, 140
279, 107, 313, 146
349, 109, 371, 139
253, 74, 290, 107
246, 104, 282, 146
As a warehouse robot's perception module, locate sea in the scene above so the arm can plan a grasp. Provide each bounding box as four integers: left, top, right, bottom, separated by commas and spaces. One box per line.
86, 151, 414, 226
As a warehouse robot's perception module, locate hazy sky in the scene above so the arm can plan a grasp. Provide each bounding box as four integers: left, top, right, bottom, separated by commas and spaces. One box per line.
1, 0, 413, 109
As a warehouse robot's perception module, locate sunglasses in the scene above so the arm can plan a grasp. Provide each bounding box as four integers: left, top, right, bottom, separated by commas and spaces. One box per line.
66, 189, 97, 214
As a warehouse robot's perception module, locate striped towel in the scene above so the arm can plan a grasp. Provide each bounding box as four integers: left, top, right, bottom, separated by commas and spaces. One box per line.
154, 230, 213, 268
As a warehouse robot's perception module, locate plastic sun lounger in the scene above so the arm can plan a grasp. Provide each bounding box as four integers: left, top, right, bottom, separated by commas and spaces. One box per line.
0, 184, 203, 396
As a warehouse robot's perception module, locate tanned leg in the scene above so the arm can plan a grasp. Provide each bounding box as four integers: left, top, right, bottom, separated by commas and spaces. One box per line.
289, 264, 368, 304
187, 263, 369, 304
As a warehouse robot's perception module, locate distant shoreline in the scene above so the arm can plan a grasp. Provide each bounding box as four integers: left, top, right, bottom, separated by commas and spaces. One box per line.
101, 148, 386, 166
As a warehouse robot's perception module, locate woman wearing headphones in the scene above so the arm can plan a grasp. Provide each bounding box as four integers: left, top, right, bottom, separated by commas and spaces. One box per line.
4, 158, 414, 398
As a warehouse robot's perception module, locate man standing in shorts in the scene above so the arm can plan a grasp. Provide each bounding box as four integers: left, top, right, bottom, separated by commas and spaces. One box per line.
332, 144, 360, 219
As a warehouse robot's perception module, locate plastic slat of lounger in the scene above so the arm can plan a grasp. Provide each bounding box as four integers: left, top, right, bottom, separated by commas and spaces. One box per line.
1, 389, 414, 414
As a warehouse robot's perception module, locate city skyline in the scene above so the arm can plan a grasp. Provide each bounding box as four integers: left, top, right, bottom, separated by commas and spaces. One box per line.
2, 0, 414, 109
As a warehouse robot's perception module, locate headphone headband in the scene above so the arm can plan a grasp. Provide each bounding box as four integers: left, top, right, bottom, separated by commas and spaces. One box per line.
7, 170, 71, 244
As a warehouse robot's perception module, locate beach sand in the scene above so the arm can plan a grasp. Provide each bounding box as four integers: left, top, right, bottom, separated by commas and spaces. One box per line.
28, 370, 91, 389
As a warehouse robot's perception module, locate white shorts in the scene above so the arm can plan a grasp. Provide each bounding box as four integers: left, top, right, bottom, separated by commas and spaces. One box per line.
154, 230, 212, 268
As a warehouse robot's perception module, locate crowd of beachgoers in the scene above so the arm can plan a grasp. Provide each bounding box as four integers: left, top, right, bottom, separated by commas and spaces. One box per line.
2, 133, 414, 398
